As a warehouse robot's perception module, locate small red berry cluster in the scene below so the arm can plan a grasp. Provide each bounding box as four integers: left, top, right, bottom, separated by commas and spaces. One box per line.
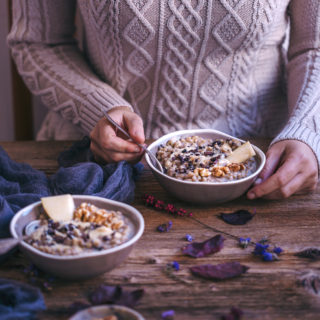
142, 194, 193, 217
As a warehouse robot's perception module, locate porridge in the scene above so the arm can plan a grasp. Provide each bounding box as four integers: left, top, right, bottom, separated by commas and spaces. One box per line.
26, 202, 134, 256
156, 136, 257, 182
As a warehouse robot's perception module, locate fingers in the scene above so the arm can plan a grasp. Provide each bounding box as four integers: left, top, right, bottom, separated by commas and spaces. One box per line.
90, 137, 144, 163
123, 111, 145, 144
248, 155, 297, 199
258, 144, 284, 182
90, 108, 146, 164
247, 140, 318, 200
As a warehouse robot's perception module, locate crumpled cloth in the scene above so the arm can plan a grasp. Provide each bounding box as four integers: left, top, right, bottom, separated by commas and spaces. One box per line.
0, 137, 143, 238
0, 278, 46, 319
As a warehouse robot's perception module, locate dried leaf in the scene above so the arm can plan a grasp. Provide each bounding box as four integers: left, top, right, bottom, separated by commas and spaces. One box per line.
219, 210, 255, 225
89, 285, 144, 308
181, 235, 224, 258
295, 248, 320, 260
221, 307, 243, 320
190, 262, 249, 280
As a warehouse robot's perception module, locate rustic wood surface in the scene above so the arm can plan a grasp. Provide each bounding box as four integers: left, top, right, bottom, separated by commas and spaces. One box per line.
1, 140, 320, 320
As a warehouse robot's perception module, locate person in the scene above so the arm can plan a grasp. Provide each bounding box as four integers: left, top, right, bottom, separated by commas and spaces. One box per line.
7, 0, 319, 200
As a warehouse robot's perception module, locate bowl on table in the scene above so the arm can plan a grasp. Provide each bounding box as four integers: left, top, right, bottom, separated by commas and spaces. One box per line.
145, 129, 265, 205
69, 304, 145, 320
10, 195, 144, 279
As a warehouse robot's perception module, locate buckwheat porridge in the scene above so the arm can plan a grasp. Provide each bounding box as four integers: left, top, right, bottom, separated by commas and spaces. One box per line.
26, 202, 134, 256
156, 136, 257, 182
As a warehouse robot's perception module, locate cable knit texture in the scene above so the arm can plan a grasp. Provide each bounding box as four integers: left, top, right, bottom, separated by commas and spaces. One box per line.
7, 0, 320, 167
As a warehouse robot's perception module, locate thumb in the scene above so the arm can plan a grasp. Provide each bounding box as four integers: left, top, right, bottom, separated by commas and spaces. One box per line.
258, 144, 284, 182
123, 111, 145, 144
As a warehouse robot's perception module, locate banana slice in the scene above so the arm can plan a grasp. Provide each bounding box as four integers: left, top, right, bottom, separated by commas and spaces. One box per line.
226, 141, 256, 164
41, 194, 75, 221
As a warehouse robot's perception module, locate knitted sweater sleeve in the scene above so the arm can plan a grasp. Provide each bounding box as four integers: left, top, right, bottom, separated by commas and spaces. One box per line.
271, 0, 320, 168
7, 0, 132, 134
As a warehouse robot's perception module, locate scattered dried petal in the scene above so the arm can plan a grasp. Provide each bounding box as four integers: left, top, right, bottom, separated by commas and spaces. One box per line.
219, 210, 255, 225
162, 309, 175, 319
185, 234, 193, 242
171, 261, 180, 271
190, 262, 249, 281
295, 248, 320, 260
221, 307, 243, 320
182, 235, 224, 258
262, 252, 273, 261
238, 237, 251, 248
157, 221, 173, 232
273, 247, 283, 255
89, 285, 144, 308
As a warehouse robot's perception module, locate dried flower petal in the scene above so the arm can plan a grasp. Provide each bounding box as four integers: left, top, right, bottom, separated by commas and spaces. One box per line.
157, 221, 173, 232
190, 262, 249, 280
162, 309, 175, 319
221, 307, 243, 320
89, 285, 144, 308
262, 252, 273, 261
253, 243, 269, 256
142, 194, 193, 217
273, 247, 283, 255
219, 210, 255, 225
185, 234, 193, 242
295, 248, 320, 260
182, 235, 224, 258
238, 237, 251, 248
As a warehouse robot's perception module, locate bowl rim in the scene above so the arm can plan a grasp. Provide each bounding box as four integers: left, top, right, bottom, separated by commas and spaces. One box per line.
69, 304, 145, 320
10, 195, 145, 260
145, 129, 266, 185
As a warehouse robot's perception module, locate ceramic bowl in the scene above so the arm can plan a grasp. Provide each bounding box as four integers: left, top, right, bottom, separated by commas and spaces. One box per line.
69, 305, 145, 320
10, 195, 144, 279
145, 129, 266, 204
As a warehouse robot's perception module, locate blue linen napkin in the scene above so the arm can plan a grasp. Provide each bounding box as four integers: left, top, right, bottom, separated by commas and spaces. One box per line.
0, 278, 46, 319
0, 137, 143, 238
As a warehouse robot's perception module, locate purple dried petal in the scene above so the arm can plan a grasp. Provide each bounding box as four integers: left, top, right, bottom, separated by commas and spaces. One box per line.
221, 307, 243, 320
190, 262, 249, 280
295, 248, 320, 260
219, 210, 255, 225
89, 285, 144, 308
89, 285, 121, 305
157, 221, 172, 233
262, 252, 273, 261
162, 309, 175, 319
273, 247, 283, 255
182, 235, 224, 258
171, 261, 180, 271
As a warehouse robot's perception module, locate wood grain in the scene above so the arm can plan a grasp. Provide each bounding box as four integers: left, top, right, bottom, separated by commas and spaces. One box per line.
1, 140, 320, 320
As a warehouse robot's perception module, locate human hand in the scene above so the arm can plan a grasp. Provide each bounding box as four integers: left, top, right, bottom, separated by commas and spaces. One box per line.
247, 140, 318, 199
90, 106, 145, 164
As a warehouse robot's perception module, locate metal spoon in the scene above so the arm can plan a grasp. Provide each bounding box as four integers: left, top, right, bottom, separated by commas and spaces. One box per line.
100, 108, 164, 173
0, 220, 41, 256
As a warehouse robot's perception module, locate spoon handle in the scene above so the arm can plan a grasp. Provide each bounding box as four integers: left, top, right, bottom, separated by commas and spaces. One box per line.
0, 238, 19, 256
100, 108, 164, 172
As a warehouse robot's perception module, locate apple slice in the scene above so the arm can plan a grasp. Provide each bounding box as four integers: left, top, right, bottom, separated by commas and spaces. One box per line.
41, 194, 75, 221
226, 141, 256, 164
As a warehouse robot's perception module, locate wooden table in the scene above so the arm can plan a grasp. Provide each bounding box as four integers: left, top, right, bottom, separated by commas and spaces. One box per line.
1, 140, 320, 320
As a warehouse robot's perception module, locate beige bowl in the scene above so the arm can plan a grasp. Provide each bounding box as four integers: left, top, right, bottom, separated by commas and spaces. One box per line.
145, 129, 266, 204
10, 195, 144, 279
69, 305, 145, 320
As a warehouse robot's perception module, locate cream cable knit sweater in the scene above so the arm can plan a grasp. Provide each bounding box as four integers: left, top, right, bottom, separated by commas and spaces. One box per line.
7, 0, 320, 167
